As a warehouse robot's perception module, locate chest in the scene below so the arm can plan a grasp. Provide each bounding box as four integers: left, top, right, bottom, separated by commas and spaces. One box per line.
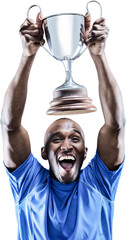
17, 182, 113, 240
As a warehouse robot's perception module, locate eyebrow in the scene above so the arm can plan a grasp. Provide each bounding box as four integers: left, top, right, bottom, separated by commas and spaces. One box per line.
73, 129, 82, 136
49, 132, 62, 139
50, 129, 82, 139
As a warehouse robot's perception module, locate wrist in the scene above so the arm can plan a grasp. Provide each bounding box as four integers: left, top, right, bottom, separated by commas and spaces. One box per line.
22, 43, 40, 58
16, 53, 36, 78
21, 52, 36, 66
90, 52, 107, 67
22, 51, 37, 58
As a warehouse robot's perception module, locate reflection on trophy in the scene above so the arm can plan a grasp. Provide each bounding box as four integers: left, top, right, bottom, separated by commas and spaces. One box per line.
27, 1, 102, 115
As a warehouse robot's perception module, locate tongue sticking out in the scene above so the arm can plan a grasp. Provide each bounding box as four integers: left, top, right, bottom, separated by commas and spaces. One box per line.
60, 161, 75, 170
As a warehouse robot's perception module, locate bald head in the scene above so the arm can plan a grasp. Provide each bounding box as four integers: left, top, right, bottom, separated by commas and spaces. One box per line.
44, 118, 85, 148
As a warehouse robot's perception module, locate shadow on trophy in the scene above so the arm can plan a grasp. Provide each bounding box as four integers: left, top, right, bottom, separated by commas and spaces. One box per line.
27, 1, 102, 115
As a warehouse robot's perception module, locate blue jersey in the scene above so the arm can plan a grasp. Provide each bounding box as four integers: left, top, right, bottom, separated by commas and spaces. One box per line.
5, 152, 124, 240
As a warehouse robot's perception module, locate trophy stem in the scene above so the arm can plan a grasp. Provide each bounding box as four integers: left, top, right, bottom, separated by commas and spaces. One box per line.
47, 59, 97, 115
62, 59, 74, 87
63, 59, 72, 79
55, 59, 84, 91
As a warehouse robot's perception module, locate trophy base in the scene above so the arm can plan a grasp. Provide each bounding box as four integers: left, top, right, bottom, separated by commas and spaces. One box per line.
47, 88, 97, 115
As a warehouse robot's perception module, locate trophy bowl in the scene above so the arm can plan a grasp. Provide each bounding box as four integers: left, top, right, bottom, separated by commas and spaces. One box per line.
27, 2, 102, 115
43, 13, 85, 61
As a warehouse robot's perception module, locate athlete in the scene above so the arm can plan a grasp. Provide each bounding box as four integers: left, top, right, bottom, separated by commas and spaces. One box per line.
1, 12, 125, 240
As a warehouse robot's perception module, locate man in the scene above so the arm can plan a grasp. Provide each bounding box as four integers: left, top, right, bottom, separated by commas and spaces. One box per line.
1, 11, 125, 240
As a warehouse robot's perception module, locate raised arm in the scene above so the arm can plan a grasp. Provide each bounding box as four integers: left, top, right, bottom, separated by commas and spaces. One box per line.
1, 16, 44, 171
86, 17, 125, 170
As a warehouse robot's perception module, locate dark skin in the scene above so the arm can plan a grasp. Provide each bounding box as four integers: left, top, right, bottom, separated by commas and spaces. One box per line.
1, 13, 125, 180
41, 118, 87, 183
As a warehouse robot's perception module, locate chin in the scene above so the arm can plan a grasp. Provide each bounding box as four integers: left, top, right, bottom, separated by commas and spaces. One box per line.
61, 178, 76, 184
58, 171, 79, 184
50, 165, 80, 184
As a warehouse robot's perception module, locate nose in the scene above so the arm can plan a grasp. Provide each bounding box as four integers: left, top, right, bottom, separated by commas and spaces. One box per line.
60, 139, 73, 152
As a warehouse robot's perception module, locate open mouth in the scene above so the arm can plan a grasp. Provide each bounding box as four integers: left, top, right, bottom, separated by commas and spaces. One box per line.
58, 155, 76, 171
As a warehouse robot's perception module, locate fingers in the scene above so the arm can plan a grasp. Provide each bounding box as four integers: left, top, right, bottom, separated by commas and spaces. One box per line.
93, 17, 106, 26
85, 13, 91, 31
85, 13, 91, 39
20, 19, 31, 31
36, 12, 43, 28
23, 34, 45, 45
80, 30, 85, 43
85, 18, 109, 45
86, 35, 106, 46
89, 28, 109, 38
20, 28, 40, 36
20, 20, 39, 39
86, 31, 108, 45
20, 11, 43, 29
20, 18, 45, 45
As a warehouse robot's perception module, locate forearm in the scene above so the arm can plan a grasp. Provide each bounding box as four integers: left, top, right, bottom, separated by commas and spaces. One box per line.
92, 52, 125, 129
1, 53, 36, 130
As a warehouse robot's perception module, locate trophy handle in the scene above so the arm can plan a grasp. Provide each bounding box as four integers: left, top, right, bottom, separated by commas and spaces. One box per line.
27, 5, 43, 21
73, 0, 102, 60
86, 0, 102, 18
27, 5, 58, 60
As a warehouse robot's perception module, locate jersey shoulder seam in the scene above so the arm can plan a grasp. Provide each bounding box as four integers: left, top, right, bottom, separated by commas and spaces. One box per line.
15, 175, 50, 206
79, 180, 114, 203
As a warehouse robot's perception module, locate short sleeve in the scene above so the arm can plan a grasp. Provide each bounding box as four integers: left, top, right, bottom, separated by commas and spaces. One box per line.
4, 153, 49, 204
82, 152, 125, 201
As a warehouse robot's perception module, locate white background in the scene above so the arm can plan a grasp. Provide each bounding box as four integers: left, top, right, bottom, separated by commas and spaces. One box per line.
0, 0, 126, 239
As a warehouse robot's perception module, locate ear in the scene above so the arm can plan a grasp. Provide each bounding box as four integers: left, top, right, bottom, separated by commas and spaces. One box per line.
84, 147, 88, 159
41, 147, 48, 160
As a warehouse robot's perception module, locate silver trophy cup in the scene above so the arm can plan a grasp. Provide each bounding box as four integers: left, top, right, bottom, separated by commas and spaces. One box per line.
27, 1, 102, 115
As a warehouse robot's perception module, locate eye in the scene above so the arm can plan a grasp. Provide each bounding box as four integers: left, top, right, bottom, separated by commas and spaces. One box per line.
71, 136, 80, 143
52, 138, 62, 143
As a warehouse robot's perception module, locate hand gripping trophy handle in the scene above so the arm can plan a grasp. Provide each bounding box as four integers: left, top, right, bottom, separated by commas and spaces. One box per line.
27, 4, 57, 60
27, 1, 103, 115
73, 0, 102, 60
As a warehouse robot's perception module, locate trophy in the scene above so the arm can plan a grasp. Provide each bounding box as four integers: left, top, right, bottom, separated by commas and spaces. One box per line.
27, 1, 102, 115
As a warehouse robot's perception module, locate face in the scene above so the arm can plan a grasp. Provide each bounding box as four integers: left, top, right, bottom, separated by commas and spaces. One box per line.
42, 119, 88, 184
